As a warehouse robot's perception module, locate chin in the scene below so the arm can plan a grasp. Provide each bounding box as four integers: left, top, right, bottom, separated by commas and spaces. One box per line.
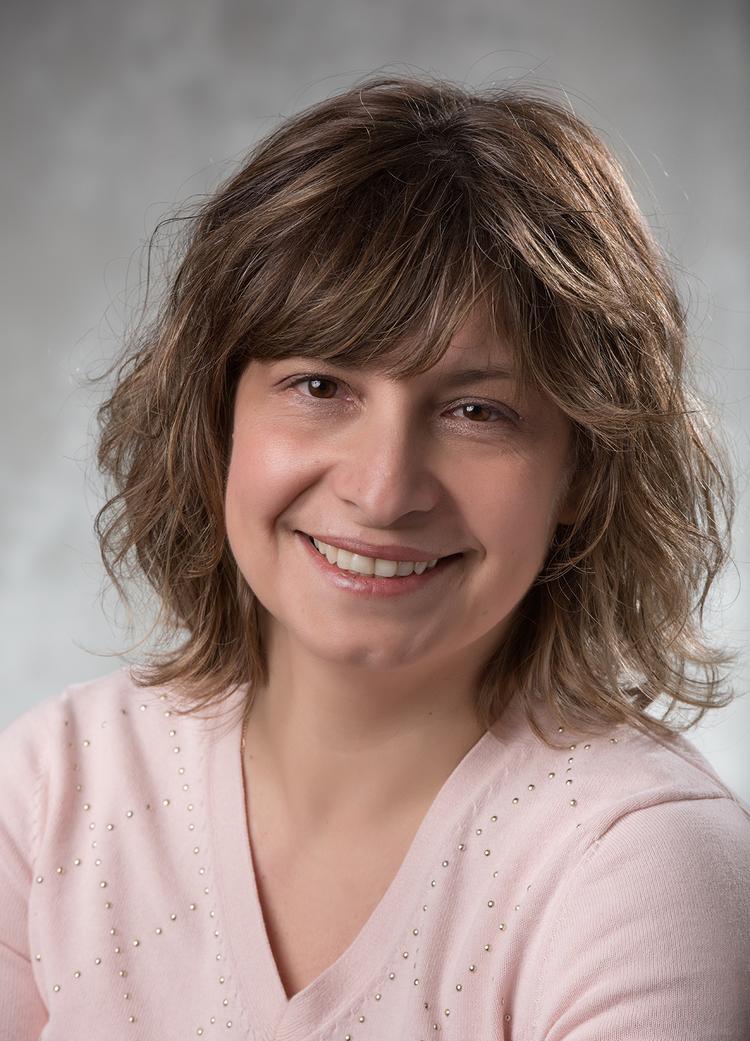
287, 625, 437, 672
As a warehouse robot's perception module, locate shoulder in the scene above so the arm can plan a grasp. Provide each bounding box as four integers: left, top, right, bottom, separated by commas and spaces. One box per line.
0, 669, 151, 946
489, 700, 750, 908
1, 667, 149, 745
522, 793, 750, 1040
500, 707, 750, 1039
571, 718, 750, 845
0, 666, 234, 926
0, 664, 211, 748
0, 668, 199, 846
492, 694, 750, 848
0, 671, 128, 796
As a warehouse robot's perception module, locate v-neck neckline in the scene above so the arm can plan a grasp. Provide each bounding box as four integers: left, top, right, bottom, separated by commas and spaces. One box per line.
204, 693, 522, 1041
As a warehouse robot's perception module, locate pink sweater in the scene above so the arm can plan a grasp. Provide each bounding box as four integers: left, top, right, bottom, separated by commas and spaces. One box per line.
1, 668, 749, 1040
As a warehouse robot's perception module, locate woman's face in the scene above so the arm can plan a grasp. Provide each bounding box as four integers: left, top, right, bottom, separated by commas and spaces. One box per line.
224, 311, 577, 673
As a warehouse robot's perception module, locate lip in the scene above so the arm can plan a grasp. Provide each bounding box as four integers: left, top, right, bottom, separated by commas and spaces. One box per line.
297, 531, 455, 563
297, 531, 463, 598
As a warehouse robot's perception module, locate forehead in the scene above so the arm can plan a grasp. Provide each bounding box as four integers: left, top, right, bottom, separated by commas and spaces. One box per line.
425, 314, 515, 375
357, 306, 519, 383
388, 314, 545, 410
239, 299, 545, 401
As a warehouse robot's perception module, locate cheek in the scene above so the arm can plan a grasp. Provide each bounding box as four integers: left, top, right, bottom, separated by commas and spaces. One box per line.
224, 423, 312, 541
467, 460, 564, 563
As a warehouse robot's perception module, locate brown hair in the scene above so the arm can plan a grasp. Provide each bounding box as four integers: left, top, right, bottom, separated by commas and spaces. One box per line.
94, 71, 736, 747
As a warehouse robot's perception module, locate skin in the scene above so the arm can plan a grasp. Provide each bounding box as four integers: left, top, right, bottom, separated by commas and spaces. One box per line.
225, 307, 578, 843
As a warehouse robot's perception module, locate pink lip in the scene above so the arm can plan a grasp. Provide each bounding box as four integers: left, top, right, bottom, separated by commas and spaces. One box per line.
298, 531, 456, 563
297, 531, 462, 598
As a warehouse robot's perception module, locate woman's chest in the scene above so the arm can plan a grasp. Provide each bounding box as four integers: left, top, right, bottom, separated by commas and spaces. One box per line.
248, 817, 419, 998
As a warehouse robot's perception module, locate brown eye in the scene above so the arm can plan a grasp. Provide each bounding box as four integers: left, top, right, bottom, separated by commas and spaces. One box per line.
459, 403, 495, 423
450, 401, 517, 425
291, 375, 339, 399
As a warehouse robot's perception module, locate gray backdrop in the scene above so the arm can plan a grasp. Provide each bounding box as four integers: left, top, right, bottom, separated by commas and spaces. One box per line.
2, 0, 748, 798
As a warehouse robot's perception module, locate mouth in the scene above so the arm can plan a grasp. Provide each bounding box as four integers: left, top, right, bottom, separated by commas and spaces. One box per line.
299, 531, 463, 567
295, 530, 464, 597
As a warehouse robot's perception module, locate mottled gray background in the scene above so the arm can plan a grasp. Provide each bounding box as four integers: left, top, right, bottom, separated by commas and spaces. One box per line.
1, 0, 748, 797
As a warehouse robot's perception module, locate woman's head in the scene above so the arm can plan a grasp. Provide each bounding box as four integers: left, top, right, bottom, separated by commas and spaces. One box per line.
95, 72, 735, 744
224, 304, 578, 702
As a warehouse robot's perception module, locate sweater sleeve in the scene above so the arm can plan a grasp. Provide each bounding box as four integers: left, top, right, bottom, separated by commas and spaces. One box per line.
0, 702, 52, 1039
529, 795, 750, 1041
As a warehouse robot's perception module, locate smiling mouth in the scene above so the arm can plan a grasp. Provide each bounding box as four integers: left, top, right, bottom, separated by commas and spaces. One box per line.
300, 532, 462, 574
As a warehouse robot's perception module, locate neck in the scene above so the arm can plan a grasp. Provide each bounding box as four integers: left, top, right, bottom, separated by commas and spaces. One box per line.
238, 611, 512, 836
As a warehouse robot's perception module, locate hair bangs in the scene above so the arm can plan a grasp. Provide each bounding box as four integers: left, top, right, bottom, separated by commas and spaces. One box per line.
228, 156, 511, 385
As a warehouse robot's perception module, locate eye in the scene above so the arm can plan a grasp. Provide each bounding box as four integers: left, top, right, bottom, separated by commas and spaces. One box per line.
285, 374, 519, 425
289, 375, 340, 399
449, 402, 517, 424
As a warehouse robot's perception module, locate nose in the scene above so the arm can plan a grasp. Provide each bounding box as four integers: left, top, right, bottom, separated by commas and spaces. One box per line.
330, 396, 441, 525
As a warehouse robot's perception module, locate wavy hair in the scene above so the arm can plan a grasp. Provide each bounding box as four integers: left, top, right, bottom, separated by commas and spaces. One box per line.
94, 71, 736, 747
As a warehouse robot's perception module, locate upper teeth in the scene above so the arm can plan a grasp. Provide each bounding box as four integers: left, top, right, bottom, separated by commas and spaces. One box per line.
311, 537, 439, 577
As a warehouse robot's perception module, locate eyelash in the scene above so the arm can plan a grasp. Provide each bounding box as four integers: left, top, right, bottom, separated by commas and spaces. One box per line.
284, 374, 520, 426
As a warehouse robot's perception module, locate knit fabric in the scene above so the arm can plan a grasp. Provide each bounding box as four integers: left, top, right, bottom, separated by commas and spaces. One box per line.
1, 667, 749, 1040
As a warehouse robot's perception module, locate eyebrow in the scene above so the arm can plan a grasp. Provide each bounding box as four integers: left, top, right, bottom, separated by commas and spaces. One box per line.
279, 358, 516, 386
437, 366, 515, 387
322, 361, 516, 385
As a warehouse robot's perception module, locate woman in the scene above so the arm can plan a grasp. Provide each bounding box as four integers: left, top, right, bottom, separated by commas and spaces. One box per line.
2, 73, 748, 1039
